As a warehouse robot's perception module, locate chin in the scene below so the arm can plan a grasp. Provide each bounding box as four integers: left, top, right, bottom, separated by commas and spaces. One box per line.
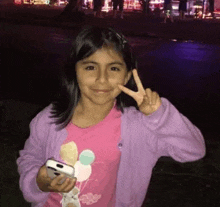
90, 97, 116, 106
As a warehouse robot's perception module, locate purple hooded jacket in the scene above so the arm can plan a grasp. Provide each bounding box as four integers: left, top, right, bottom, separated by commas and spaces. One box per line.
17, 97, 206, 207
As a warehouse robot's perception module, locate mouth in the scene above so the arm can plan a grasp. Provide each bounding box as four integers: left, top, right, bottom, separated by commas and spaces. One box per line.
92, 89, 111, 93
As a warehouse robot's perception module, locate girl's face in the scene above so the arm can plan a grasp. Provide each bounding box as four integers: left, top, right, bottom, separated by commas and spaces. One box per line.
75, 47, 132, 106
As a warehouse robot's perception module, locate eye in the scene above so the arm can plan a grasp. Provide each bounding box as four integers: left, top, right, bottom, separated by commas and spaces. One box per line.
85, 66, 95, 70
111, 67, 120, 71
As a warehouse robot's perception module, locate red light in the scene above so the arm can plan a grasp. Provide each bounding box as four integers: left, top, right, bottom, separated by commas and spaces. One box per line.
14, 0, 22, 4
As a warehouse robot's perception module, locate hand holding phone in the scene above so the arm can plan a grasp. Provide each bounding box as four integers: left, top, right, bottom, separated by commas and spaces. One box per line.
46, 159, 75, 184
36, 159, 77, 193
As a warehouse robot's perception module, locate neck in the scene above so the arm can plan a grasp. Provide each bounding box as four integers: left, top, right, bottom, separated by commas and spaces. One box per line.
75, 99, 115, 119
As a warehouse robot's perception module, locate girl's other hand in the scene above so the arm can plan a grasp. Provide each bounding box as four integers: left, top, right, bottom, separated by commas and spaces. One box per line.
36, 165, 77, 193
118, 69, 162, 116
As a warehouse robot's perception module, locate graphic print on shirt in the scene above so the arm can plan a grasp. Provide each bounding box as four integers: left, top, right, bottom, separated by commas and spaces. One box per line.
60, 141, 101, 207
61, 186, 81, 207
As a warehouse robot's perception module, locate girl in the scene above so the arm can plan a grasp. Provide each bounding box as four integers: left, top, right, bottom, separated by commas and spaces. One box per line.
17, 26, 206, 207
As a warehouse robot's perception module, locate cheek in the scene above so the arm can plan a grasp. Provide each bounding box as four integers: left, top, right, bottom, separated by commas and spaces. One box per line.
77, 75, 93, 86
110, 80, 124, 89
116, 77, 128, 86
110, 74, 127, 84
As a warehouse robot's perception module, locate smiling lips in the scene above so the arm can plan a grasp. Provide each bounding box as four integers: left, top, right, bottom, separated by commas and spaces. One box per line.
93, 89, 111, 93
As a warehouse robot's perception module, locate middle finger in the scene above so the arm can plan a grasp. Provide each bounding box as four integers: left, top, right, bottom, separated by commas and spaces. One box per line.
60, 177, 72, 191
63, 178, 76, 192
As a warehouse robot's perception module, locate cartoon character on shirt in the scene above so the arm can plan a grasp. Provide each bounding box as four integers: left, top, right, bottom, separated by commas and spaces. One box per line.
61, 187, 81, 207
60, 141, 98, 206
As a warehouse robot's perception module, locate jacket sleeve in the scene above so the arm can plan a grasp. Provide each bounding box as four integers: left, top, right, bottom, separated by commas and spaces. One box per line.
16, 107, 51, 203
142, 97, 206, 162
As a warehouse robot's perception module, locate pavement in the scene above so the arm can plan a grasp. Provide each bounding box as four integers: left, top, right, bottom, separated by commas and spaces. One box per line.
1, 4, 220, 207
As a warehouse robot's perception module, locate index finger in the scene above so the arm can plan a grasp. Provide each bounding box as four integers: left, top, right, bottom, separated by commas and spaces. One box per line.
132, 69, 145, 94
118, 84, 137, 99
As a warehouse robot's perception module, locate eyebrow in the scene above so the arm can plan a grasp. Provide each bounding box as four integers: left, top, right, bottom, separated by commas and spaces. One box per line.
81, 61, 125, 66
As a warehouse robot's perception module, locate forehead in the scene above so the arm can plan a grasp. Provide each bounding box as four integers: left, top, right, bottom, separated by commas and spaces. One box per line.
83, 47, 124, 62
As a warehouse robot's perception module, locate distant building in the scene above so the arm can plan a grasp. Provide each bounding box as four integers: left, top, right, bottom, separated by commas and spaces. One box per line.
12, 0, 220, 16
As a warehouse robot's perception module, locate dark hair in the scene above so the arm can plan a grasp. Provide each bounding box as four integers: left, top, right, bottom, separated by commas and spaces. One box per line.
51, 26, 138, 129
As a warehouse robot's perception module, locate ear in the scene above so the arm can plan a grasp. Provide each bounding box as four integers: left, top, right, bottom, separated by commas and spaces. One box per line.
124, 70, 132, 85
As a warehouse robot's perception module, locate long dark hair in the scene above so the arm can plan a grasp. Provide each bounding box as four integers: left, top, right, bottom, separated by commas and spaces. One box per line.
51, 26, 138, 129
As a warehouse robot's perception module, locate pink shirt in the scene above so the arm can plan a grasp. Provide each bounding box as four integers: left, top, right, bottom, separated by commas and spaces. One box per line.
44, 105, 122, 207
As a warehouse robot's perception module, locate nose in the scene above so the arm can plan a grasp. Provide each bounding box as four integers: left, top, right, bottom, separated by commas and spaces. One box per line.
96, 69, 108, 83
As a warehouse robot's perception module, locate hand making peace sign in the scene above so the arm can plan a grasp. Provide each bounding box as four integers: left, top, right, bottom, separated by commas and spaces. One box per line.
118, 69, 162, 116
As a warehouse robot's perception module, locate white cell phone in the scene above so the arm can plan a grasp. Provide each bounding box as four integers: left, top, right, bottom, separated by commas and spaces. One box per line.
46, 159, 75, 184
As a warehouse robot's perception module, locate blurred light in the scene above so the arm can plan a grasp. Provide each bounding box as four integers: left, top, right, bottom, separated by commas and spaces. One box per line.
184, 40, 194, 43
14, 0, 22, 4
